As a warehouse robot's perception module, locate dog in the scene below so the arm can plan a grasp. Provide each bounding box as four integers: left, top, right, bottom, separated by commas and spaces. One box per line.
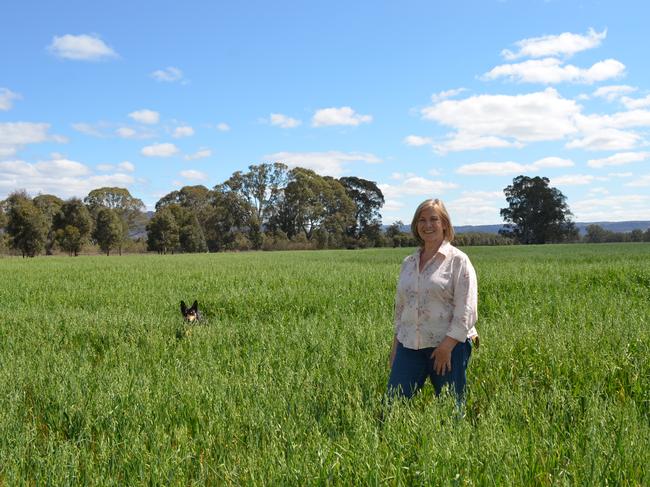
180, 300, 201, 323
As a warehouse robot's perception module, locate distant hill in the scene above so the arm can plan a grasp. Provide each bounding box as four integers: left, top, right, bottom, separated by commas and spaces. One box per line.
389, 221, 650, 235
455, 221, 650, 235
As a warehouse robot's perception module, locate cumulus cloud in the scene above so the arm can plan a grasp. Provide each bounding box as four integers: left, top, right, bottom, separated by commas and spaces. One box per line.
447, 191, 504, 226
264, 151, 381, 177
129, 109, 160, 125
483, 57, 625, 84
378, 176, 459, 199
422, 88, 580, 152
73, 122, 107, 137
551, 174, 606, 186
430, 88, 467, 103
47, 34, 118, 61
269, 113, 302, 128
501, 28, 607, 60
404, 135, 433, 147
587, 151, 650, 168
0, 122, 66, 156
457, 156, 573, 176
151, 67, 185, 83
620, 94, 650, 110
180, 170, 208, 181
185, 149, 212, 160
173, 126, 194, 138
565, 128, 642, 151
141, 143, 179, 157
0, 157, 134, 200
626, 175, 650, 187
0, 88, 21, 111
216, 122, 231, 132
593, 85, 637, 102
312, 107, 372, 127
572, 194, 650, 221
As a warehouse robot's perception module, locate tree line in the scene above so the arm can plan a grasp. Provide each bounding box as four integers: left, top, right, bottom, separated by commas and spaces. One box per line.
2, 170, 648, 257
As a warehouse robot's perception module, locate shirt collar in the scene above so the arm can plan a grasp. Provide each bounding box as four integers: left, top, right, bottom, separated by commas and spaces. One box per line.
415, 240, 452, 260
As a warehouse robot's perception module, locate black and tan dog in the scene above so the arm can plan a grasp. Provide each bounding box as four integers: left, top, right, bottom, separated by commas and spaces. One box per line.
180, 300, 201, 323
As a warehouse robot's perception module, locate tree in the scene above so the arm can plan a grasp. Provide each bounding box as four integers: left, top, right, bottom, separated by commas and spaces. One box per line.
205, 186, 254, 251
338, 176, 385, 243
93, 208, 124, 255
84, 187, 145, 253
222, 163, 289, 227
500, 175, 578, 244
3, 191, 49, 257
54, 198, 93, 256
146, 208, 180, 254
280, 168, 355, 243
33, 194, 63, 255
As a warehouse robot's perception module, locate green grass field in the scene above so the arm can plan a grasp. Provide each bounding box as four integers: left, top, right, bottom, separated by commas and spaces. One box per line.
1, 244, 648, 485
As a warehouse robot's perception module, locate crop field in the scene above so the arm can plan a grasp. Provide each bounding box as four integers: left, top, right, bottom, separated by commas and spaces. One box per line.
0, 244, 648, 485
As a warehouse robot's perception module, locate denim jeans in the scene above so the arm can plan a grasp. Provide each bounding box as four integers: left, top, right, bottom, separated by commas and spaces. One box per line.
387, 339, 472, 402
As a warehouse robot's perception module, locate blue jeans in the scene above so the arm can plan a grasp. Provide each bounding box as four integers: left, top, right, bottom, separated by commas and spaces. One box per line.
387, 339, 472, 402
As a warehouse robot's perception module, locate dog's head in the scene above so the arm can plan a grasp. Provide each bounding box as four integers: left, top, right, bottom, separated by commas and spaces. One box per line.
180, 300, 201, 322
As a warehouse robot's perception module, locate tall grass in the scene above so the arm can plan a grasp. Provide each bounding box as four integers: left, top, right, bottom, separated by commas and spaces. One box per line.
0, 244, 648, 485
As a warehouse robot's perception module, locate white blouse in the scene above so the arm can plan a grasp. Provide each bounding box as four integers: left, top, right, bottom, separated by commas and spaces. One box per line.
394, 241, 478, 349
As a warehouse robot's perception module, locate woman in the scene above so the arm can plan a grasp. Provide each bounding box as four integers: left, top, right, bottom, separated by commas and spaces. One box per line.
387, 198, 478, 403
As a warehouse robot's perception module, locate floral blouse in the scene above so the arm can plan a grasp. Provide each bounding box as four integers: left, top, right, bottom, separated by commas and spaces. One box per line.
394, 241, 478, 349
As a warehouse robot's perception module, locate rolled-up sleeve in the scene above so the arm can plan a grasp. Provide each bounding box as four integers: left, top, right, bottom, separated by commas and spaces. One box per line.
446, 255, 478, 342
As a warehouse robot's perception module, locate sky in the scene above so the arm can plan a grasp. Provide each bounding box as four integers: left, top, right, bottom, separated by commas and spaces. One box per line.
2, 0, 650, 226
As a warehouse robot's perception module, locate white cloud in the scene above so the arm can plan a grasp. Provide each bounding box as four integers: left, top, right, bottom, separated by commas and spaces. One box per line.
626, 175, 650, 187
620, 94, 650, 110
587, 151, 650, 168
116, 127, 136, 138
269, 113, 302, 128
141, 143, 179, 157
430, 88, 467, 103
593, 85, 637, 102
404, 135, 433, 147
457, 156, 574, 176
312, 107, 372, 127
96, 164, 113, 172
551, 174, 605, 186
264, 151, 381, 177
566, 128, 642, 151
180, 170, 208, 181
118, 161, 135, 172
378, 176, 459, 199
151, 67, 184, 82
501, 28, 607, 60
129, 109, 160, 125
173, 126, 194, 138
0, 157, 134, 200
572, 194, 650, 221
47, 34, 118, 61
447, 191, 504, 226
422, 88, 581, 152
483, 57, 625, 84
0, 88, 21, 111
217, 122, 231, 132
0, 122, 66, 156
608, 172, 633, 178
185, 149, 212, 160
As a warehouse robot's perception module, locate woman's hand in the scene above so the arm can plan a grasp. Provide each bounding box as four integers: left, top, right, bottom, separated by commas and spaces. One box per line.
430, 336, 458, 375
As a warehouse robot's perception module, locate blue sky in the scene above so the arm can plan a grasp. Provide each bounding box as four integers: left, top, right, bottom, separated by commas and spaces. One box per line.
2, 0, 650, 225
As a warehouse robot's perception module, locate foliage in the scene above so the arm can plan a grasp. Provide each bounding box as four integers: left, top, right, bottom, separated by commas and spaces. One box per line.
146, 208, 180, 254
500, 175, 578, 244
0, 245, 648, 484
339, 176, 385, 245
54, 198, 93, 256
2, 191, 48, 257
33, 194, 64, 255
93, 208, 124, 255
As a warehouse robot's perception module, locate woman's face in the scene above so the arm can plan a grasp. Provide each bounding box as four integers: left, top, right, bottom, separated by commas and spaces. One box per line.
417, 206, 445, 245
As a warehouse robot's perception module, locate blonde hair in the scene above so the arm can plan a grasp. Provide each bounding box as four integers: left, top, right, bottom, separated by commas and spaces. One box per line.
410, 198, 455, 246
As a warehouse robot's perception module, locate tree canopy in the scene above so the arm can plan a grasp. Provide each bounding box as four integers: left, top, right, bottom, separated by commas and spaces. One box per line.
500, 175, 578, 244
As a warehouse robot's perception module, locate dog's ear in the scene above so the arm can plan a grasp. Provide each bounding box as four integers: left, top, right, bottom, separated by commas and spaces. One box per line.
180, 301, 187, 314
191, 300, 198, 311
